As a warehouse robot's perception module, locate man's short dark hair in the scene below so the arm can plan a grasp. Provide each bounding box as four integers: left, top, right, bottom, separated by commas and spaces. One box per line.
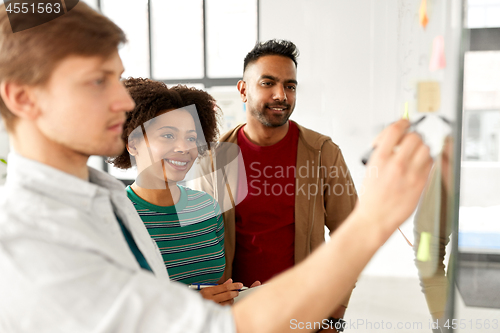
243, 39, 299, 73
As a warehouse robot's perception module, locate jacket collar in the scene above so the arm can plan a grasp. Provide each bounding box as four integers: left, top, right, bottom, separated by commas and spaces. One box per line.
219, 120, 330, 151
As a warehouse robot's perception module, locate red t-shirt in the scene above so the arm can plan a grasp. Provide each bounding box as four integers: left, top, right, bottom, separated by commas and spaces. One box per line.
233, 121, 299, 286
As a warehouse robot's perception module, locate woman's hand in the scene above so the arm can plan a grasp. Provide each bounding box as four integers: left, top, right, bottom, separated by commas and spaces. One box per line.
250, 280, 261, 288
199, 279, 243, 306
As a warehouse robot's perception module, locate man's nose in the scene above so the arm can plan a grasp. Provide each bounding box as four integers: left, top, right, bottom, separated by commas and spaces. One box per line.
273, 84, 287, 102
112, 82, 136, 113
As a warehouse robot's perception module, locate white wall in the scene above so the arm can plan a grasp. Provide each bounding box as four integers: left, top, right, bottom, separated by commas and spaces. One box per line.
260, 0, 461, 277
260, 0, 398, 186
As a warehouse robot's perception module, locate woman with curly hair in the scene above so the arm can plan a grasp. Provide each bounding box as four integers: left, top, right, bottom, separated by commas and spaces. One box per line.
109, 78, 250, 305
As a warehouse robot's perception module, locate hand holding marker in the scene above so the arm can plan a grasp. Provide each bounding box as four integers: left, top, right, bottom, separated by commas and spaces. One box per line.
189, 283, 248, 291
360, 110, 427, 247
361, 116, 427, 165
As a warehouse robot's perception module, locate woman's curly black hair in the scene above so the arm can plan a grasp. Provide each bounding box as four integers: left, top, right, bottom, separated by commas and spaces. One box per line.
109, 77, 221, 170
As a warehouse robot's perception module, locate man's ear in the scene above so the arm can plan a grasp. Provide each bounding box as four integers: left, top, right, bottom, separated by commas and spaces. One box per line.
237, 80, 247, 103
0, 81, 40, 121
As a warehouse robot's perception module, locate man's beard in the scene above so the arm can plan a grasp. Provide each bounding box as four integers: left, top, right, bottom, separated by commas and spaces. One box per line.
250, 102, 293, 128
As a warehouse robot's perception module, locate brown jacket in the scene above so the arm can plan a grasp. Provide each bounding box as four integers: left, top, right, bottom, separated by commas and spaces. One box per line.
191, 121, 357, 307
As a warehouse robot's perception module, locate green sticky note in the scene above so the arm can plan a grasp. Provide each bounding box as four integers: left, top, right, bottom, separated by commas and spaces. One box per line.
417, 231, 431, 262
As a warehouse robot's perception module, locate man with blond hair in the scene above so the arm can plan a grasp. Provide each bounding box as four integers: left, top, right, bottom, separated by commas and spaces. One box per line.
0, 2, 432, 332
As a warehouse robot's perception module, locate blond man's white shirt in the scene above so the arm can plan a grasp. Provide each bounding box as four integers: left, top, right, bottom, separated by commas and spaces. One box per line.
0, 152, 235, 333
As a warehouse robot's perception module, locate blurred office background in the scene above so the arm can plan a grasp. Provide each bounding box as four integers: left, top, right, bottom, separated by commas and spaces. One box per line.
1, 0, 500, 331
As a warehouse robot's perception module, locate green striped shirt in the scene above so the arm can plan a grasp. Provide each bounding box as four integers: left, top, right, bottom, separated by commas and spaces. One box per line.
126, 185, 225, 285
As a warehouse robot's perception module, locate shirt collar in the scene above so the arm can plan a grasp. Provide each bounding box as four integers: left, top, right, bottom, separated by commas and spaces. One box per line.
6, 152, 124, 212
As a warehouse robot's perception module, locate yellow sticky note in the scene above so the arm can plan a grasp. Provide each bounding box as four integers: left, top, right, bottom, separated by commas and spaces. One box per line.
418, 81, 441, 113
419, 0, 429, 28
417, 232, 431, 262
403, 102, 410, 120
